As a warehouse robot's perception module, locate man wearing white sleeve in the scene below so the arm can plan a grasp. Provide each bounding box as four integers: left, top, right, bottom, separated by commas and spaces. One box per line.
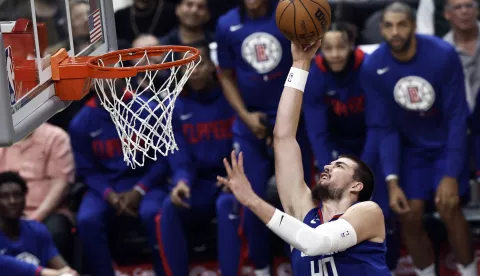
217, 40, 390, 275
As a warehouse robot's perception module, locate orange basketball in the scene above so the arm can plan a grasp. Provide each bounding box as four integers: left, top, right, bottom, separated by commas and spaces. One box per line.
275, 0, 332, 45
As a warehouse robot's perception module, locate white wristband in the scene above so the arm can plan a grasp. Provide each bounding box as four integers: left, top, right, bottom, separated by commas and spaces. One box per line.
284, 67, 309, 92
385, 174, 398, 182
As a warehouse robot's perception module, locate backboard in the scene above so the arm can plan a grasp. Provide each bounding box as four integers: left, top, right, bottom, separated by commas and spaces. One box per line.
0, 0, 117, 146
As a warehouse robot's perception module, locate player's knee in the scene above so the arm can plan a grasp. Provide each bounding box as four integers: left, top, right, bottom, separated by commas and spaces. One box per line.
138, 202, 161, 223
77, 211, 103, 233
399, 207, 423, 228
436, 201, 461, 222
216, 193, 235, 214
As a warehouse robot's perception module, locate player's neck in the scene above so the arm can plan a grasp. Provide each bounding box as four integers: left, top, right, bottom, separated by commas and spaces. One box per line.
0, 218, 20, 239
179, 25, 205, 44
247, 5, 269, 19
453, 25, 479, 43
391, 36, 417, 62
320, 198, 353, 222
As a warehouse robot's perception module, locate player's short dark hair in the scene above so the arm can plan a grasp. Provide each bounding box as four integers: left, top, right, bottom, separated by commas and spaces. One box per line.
339, 154, 374, 202
327, 22, 355, 42
382, 1, 416, 24
0, 171, 28, 194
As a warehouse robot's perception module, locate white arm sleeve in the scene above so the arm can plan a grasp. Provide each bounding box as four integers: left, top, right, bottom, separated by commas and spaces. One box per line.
266, 209, 358, 256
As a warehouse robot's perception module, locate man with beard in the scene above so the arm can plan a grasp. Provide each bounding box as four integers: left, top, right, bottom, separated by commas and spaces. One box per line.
217, 40, 390, 276
361, 2, 476, 275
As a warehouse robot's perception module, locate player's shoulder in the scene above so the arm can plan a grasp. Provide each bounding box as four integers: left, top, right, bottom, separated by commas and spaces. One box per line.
217, 7, 241, 29
20, 219, 50, 237
360, 44, 389, 72
418, 34, 455, 52
346, 201, 384, 218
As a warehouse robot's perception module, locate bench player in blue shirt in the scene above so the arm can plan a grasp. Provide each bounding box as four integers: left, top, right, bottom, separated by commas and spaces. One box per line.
217, 40, 390, 276
0, 172, 78, 276
362, 2, 476, 276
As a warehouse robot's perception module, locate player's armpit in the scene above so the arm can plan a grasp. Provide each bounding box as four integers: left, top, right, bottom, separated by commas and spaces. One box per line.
341, 201, 385, 243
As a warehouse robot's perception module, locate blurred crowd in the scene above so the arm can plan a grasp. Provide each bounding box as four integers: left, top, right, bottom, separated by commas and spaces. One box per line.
1, 0, 480, 276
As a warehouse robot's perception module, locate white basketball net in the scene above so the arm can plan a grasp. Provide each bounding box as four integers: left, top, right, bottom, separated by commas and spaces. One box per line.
92, 49, 201, 168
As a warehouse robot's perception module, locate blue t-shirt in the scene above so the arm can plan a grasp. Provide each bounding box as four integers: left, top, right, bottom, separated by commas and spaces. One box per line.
0, 220, 59, 268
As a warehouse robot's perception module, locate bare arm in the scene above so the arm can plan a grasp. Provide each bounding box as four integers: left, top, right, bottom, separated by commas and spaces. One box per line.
273, 41, 321, 220
218, 69, 249, 121
30, 179, 69, 221
341, 201, 385, 243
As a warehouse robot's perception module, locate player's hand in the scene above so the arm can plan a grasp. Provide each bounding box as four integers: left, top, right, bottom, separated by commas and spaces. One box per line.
171, 181, 191, 208
106, 191, 137, 217
217, 151, 255, 207
40, 266, 79, 276
121, 189, 143, 214
388, 180, 411, 214
244, 112, 268, 140
435, 176, 459, 214
291, 39, 322, 63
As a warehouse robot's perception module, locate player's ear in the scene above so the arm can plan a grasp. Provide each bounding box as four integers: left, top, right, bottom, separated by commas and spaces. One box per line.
351, 181, 363, 193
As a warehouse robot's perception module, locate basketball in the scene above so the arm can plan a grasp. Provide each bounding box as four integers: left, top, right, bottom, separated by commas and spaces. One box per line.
275, 0, 332, 45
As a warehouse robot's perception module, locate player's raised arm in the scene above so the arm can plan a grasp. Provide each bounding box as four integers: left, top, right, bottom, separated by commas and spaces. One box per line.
273, 40, 322, 220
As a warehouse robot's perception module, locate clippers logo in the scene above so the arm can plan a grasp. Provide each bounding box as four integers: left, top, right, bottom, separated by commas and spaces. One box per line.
255, 44, 268, 62
287, 73, 294, 82
5, 46, 16, 105
241, 32, 282, 74
394, 76, 435, 111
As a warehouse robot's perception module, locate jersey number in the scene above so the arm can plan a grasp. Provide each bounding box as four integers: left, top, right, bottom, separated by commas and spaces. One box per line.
310, 256, 338, 276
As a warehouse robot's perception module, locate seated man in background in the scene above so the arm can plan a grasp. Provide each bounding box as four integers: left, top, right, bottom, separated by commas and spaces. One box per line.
0, 172, 78, 276
158, 40, 234, 275
69, 88, 191, 275
0, 123, 75, 266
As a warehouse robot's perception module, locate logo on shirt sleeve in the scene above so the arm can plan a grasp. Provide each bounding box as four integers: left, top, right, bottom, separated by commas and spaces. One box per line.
394, 76, 435, 111
16, 252, 40, 266
241, 32, 282, 74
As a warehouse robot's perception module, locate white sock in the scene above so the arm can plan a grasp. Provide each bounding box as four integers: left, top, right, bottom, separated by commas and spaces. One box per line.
414, 264, 435, 276
254, 266, 271, 276
458, 259, 477, 276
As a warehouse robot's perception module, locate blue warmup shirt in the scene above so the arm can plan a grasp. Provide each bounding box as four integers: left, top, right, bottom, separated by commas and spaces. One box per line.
304, 48, 367, 167
361, 35, 469, 178
216, 3, 293, 114
172, 87, 234, 183
0, 220, 59, 270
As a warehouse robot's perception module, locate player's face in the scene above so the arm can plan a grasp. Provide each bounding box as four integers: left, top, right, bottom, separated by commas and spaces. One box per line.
176, 0, 210, 28
321, 31, 353, 72
312, 158, 358, 201
445, 0, 478, 31
0, 183, 25, 219
244, 0, 268, 11
381, 12, 415, 53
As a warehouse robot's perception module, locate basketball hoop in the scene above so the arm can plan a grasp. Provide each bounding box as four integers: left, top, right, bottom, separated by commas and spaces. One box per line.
50, 46, 201, 168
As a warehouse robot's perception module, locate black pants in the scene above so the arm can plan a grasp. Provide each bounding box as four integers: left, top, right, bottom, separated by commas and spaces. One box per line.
43, 213, 75, 266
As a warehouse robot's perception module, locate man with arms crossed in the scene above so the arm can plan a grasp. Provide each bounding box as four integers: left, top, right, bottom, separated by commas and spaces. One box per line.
217, 40, 390, 275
